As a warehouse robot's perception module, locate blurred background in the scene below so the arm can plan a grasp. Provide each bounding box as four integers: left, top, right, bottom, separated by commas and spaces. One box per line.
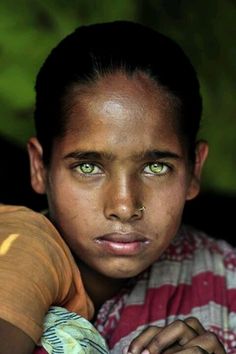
0, 0, 235, 239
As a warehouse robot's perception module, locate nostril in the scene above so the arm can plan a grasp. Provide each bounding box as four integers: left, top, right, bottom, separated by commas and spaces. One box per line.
104, 203, 144, 222
108, 213, 120, 221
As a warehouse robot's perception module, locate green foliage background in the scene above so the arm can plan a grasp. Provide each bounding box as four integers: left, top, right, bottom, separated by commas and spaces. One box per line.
0, 0, 235, 193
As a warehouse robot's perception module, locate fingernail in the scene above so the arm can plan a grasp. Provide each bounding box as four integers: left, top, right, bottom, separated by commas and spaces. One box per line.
122, 346, 130, 354
141, 350, 150, 354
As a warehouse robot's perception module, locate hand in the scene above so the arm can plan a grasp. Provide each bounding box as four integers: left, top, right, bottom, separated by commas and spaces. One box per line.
123, 317, 226, 354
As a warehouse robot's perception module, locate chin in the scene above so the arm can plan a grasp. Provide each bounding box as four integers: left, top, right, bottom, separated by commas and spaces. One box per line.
99, 261, 150, 280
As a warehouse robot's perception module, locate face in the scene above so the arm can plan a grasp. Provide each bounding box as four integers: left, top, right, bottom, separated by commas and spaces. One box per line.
29, 72, 207, 280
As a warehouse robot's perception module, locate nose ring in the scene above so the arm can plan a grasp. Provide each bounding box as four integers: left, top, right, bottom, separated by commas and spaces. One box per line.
138, 206, 146, 212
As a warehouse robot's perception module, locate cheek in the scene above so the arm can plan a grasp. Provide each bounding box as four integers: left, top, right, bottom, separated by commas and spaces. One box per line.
47, 177, 101, 236
147, 179, 188, 231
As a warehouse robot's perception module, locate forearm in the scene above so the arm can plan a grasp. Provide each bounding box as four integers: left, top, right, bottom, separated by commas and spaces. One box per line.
0, 318, 35, 354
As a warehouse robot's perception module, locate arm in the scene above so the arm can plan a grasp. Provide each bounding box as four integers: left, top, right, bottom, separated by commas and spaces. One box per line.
0, 318, 35, 354
0, 205, 74, 349
0, 205, 91, 352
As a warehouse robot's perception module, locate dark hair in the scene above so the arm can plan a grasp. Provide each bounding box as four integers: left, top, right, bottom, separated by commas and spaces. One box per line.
34, 20, 202, 164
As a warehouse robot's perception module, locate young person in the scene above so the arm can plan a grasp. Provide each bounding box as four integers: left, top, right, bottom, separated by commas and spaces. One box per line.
0, 20, 234, 353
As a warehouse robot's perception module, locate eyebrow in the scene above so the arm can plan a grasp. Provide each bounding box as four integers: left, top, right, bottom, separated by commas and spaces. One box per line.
133, 150, 181, 161
64, 151, 114, 161
64, 149, 181, 161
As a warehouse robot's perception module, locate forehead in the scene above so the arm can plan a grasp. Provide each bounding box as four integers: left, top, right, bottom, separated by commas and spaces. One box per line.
59, 72, 183, 154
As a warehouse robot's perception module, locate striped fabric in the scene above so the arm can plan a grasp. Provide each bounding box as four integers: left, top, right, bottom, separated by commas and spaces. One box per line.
94, 226, 236, 353
38, 306, 109, 354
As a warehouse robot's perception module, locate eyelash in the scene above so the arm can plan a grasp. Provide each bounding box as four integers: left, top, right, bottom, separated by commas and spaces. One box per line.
71, 162, 171, 177
143, 162, 171, 176
72, 162, 103, 176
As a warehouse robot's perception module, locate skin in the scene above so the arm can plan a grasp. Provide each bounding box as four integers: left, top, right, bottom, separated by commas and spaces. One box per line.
25, 71, 225, 353
0, 319, 35, 353
123, 317, 226, 353
28, 72, 207, 305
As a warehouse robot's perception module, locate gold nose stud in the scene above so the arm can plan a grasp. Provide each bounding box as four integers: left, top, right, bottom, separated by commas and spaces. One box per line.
138, 206, 146, 212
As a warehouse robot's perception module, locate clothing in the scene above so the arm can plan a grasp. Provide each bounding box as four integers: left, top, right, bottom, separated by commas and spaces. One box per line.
34, 225, 236, 353
0, 204, 93, 343
94, 226, 236, 353
1, 205, 236, 353
36, 306, 109, 354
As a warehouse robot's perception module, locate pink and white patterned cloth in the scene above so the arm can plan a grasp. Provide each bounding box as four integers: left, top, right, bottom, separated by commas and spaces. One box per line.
94, 226, 236, 353
35, 226, 236, 353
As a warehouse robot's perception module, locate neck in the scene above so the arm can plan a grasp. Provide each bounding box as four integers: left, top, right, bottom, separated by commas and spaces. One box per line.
77, 261, 128, 313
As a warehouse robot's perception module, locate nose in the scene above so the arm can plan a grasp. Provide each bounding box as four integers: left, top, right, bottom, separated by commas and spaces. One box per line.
103, 175, 143, 223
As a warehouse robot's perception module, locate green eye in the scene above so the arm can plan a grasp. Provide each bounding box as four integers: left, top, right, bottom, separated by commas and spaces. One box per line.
77, 163, 99, 174
144, 163, 168, 175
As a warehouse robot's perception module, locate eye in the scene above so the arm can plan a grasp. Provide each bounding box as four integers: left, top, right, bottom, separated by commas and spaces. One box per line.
144, 162, 169, 175
74, 163, 102, 175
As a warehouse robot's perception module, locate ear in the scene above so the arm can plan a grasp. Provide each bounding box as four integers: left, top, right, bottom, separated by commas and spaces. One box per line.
27, 137, 47, 194
186, 140, 209, 201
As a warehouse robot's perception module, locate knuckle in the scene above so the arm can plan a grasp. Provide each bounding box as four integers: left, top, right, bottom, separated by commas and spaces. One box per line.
184, 316, 206, 334
202, 330, 218, 343
191, 346, 208, 353
127, 337, 143, 353
173, 319, 187, 330
185, 316, 201, 325
127, 342, 140, 353
151, 335, 163, 350
148, 325, 160, 330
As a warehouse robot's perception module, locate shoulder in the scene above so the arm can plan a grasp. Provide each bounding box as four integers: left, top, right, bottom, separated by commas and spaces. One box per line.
0, 204, 74, 279
0, 203, 52, 231
0, 204, 64, 248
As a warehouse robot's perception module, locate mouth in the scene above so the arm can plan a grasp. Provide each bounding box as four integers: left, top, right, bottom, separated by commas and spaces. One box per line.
95, 232, 150, 256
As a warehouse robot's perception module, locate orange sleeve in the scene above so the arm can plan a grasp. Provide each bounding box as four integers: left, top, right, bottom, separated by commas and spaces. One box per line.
0, 205, 94, 343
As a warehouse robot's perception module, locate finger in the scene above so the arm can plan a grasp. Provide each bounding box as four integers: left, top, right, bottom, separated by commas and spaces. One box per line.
145, 319, 199, 353
182, 331, 227, 354
184, 317, 206, 335
124, 326, 162, 354
159, 343, 183, 354
166, 347, 210, 354
143, 318, 207, 354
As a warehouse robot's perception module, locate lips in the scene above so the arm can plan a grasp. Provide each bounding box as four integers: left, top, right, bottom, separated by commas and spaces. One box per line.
95, 232, 150, 256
